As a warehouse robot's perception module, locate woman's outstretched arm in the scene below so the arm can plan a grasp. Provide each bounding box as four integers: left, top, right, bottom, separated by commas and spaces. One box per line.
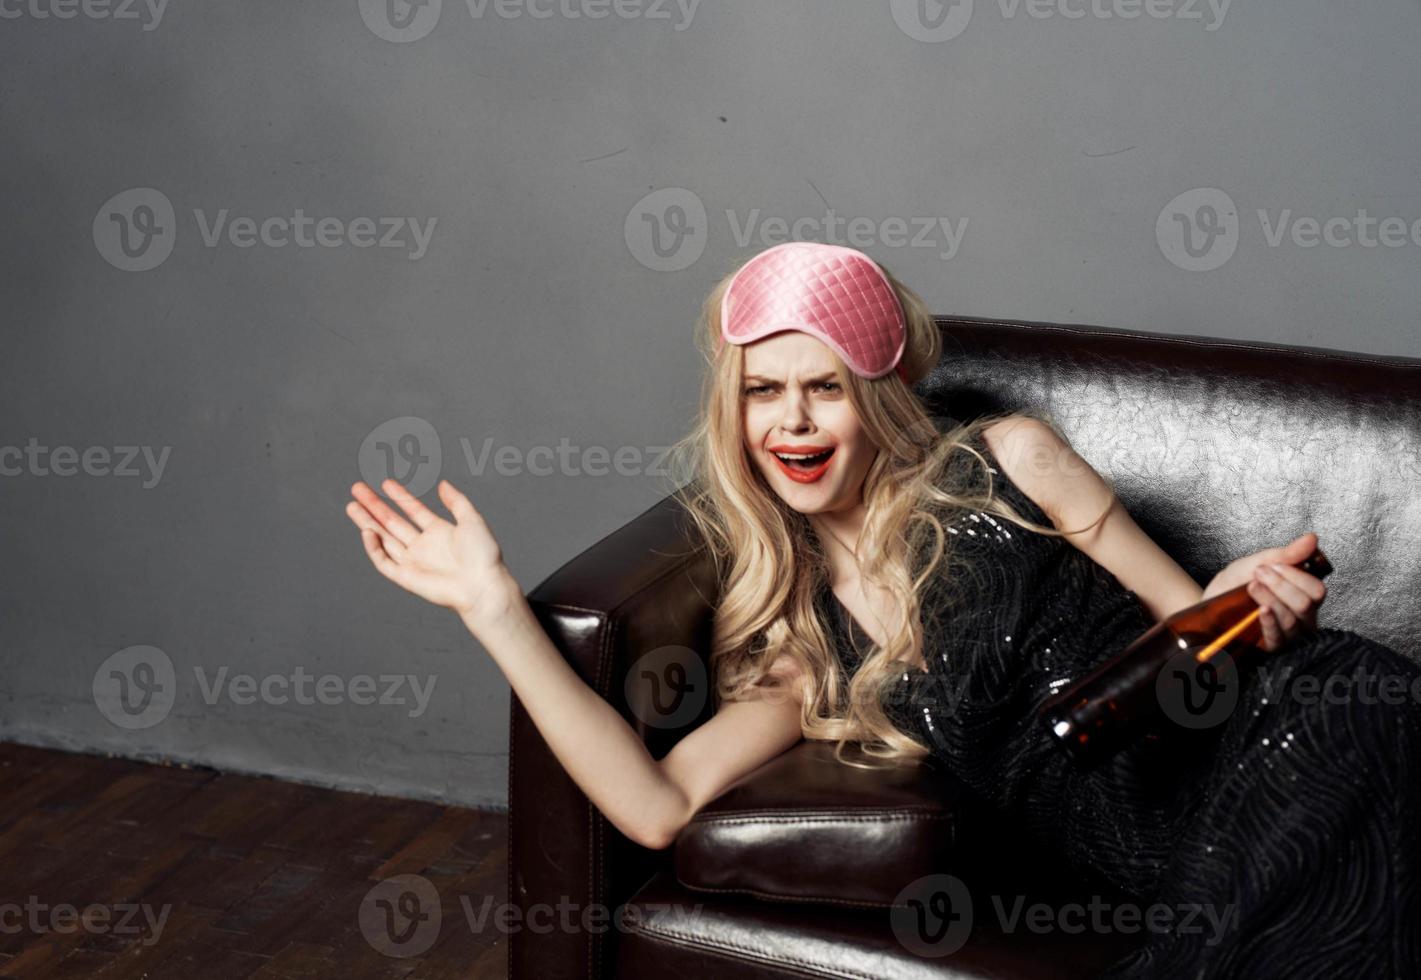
462, 585, 697, 849
477, 592, 806, 849
346, 477, 804, 850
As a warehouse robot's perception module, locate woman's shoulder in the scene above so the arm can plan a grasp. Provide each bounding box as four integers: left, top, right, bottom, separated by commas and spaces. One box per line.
974, 415, 1067, 526
979, 413, 1053, 460
924, 410, 1045, 457
924, 412, 1058, 528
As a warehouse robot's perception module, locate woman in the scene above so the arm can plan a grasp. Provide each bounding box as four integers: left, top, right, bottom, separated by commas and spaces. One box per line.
345, 241, 1421, 978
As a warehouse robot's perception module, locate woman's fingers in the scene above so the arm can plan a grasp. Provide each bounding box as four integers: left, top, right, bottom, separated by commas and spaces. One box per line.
360, 528, 406, 584
359, 528, 432, 597
439, 480, 488, 532
349, 481, 421, 546
1254, 565, 1307, 613
1257, 563, 1322, 627
383, 479, 444, 531
1266, 562, 1327, 604
1249, 578, 1299, 640
1256, 601, 1281, 651
346, 501, 409, 562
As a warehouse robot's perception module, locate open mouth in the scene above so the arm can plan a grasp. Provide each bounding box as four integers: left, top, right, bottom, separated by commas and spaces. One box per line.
773, 448, 835, 470
769, 446, 836, 483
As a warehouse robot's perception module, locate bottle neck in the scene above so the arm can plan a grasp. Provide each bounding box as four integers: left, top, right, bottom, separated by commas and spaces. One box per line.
1297, 547, 1333, 580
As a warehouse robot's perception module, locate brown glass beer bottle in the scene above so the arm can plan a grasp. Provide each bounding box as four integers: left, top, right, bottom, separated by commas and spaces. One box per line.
1040, 547, 1334, 767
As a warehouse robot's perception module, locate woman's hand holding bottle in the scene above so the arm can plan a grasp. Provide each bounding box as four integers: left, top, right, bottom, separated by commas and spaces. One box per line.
345, 478, 520, 635
1200, 531, 1328, 651
1043, 535, 1333, 766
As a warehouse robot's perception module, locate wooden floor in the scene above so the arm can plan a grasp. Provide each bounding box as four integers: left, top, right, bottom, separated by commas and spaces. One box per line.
0, 742, 508, 978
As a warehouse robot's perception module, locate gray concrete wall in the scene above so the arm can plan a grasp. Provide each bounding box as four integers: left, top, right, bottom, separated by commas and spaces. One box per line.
2, 0, 1418, 808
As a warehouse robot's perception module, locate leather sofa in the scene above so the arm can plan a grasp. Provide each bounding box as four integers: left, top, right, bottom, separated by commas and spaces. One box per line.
507, 314, 1421, 979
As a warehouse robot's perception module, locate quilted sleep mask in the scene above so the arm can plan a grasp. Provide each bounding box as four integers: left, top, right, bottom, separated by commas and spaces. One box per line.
719, 241, 909, 381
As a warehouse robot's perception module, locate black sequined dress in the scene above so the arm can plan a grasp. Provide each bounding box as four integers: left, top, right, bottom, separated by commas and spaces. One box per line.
817, 431, 1421, 979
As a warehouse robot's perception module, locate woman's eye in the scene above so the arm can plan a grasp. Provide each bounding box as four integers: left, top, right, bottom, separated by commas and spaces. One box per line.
743, 382, 839, 396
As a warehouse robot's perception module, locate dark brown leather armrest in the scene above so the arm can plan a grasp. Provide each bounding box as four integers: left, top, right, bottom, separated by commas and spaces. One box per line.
509, 492, 720, 980
675, 740, 971, 908
673, 740, 1110, 911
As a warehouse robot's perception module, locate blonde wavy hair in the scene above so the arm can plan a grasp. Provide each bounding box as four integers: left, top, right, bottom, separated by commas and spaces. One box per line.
661, 247, 1111, 770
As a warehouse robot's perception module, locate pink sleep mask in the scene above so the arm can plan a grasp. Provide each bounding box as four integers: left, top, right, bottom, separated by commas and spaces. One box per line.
719, 241, 909, 381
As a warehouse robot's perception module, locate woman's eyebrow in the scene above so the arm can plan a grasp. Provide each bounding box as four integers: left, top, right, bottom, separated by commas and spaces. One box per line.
744, 372, 837, 384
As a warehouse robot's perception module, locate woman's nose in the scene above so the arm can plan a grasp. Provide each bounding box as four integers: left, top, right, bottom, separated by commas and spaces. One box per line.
778, 397, 811, 429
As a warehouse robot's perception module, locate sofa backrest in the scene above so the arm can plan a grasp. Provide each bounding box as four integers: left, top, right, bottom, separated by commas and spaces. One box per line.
922, 315, 1421, 662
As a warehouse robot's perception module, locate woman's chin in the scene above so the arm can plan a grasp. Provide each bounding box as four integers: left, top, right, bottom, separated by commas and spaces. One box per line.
768, 474, 839, 512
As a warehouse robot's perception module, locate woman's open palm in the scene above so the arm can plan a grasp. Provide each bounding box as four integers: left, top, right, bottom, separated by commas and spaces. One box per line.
345, 478, 511, 622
